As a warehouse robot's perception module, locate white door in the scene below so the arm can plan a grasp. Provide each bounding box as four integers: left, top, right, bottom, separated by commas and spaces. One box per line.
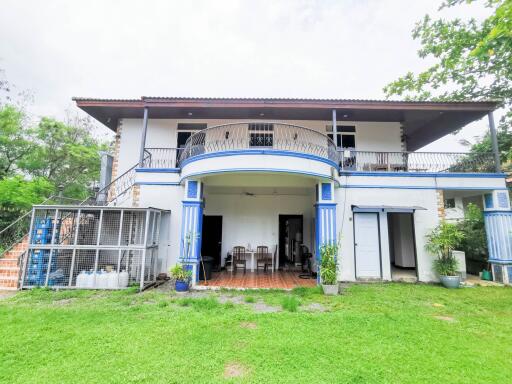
354, 213, 381, 279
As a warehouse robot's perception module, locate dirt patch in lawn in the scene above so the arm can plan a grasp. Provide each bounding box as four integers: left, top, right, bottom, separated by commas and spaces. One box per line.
218, 295, 245, 305
224, 362, 249, 379
303, 303, 328, 312
434, 315, 455, 322
252, 301, 281, 313
432, 303, 445, 308
0, 291, 17, 300
240, 321, 257, 329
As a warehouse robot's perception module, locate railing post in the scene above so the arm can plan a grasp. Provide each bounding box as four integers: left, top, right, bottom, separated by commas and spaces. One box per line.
139, 107, 149, 167
488, 111, 501, 173
139, 209, 151, 291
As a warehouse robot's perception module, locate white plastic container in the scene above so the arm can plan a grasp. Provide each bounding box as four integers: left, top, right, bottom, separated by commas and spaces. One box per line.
76, 271, 87, 288
97, 270, 108, 289
85, 270, 94, 288
118, 270, 129, 288
107, 271, 119, 289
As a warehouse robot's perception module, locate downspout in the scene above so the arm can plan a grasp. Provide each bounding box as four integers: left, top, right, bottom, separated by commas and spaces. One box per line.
488, 111, 501, 173
139, 106, 149, 167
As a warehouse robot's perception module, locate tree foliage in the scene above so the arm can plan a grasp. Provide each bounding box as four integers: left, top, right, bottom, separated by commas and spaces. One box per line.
0, 106, 33, 178
384, 0, 512, 167
456, 203, 488, 263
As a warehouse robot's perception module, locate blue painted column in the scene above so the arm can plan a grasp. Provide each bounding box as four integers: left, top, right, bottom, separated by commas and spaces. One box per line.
315, 182, 337, 283
180, 180, 204, 283
483, 190, 512, 285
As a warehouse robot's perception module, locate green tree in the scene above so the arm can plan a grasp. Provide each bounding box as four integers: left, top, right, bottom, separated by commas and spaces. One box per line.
0, 176, 53, 228
456, 203, 487, 264
384, 0, 512, 166
20, 117, 106, 199
0, 105, 33, 178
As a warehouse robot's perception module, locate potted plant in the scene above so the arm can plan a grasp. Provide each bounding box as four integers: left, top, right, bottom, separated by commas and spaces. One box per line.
425, 221, 465, 289
319, 243, 339, 295
169, 263, 192, 292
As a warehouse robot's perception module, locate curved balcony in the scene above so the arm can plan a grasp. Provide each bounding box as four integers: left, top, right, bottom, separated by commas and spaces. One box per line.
178, 122, 338, 166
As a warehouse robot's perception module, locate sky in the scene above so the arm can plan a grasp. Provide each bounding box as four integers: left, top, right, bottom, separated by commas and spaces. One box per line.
0, 0, 494, 150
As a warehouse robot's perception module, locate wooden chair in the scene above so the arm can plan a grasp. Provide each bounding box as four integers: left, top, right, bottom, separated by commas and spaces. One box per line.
232, 246, 247, 274
255, 246, 272, 273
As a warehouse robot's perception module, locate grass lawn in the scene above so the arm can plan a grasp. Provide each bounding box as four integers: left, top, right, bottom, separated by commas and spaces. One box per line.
1, 283, 511, 384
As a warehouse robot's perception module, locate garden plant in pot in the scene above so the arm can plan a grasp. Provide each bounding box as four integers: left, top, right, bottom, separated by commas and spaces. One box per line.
169, 263, 192, 292
425, 221, 465, 289
320, 243, 339, 295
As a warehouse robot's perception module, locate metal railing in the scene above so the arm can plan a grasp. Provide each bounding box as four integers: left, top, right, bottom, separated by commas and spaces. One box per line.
0, 196, 84, 257
339, 150, 496, 173
178, 122, 338, 165
94, 150, 151, 206
143, 148, 182, 169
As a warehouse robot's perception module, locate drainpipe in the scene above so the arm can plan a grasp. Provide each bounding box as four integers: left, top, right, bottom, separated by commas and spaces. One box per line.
488, 111, 501, 173
332, 109, 341, 170
139, 106, 149, 167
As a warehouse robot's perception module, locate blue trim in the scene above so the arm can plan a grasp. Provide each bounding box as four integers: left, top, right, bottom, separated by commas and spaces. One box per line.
314, 203, 337, 207
483, 210, 512, 215
182, 200, 203, 207
340, 184, 507, 191
136, 168, 180, 173
489, 259, 512, 264
340, 171, 506, 178
135, 182, 181, 186
180, 149, 339, 169
484, 193, 494, 209
182, 168, 337, 184
321, 183, 332, 201
187, 180, 198, 199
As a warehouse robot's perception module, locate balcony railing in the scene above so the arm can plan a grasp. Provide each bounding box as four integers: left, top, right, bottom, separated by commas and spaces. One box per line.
339, 150, 496, 173
178, 122, 338, 165
144, 148, 182, 169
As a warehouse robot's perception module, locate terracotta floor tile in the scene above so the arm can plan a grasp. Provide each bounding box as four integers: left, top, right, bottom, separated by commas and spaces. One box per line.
199, 270, 317, 289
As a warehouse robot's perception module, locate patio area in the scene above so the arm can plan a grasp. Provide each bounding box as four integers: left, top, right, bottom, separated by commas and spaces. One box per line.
198, 270, 317, 289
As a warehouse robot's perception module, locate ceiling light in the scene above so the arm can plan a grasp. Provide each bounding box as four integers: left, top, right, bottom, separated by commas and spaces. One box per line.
343, 114, 349, 118
188, 112, 193, 116
259, 113, 265, 117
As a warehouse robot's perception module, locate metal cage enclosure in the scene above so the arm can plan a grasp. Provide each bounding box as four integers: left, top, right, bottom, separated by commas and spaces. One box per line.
20, 206, 169, 291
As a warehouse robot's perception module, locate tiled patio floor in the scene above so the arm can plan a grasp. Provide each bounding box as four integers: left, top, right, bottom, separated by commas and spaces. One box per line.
198, 270, 317, 289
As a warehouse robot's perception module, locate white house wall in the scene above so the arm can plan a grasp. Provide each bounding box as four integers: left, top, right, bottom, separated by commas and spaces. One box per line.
336, 187, 440, 282
117, 118, 402, 175
203, 192, 314, 267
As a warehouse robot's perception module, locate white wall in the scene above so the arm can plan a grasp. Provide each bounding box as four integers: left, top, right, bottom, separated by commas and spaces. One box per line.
336, 187, 440, 282
203, 192, 314, 266
117, 118, 403, 175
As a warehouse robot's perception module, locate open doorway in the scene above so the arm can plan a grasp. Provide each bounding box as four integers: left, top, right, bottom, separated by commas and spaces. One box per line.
201, 215, 222, 271
387, 213, 418, 282
278, 215, 303, 269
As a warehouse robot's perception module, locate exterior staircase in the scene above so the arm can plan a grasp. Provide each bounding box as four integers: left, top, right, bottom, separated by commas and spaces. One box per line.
0, 236, 28, 290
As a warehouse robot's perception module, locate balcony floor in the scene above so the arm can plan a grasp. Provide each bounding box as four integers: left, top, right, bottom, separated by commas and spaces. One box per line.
198, 270, 317, 289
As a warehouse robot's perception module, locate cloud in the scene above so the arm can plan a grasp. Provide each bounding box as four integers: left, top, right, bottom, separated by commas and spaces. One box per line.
0, 0, 493, 149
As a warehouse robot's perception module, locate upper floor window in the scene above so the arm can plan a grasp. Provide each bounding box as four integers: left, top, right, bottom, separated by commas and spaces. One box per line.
177, 123, 207, 148
249, 123, 274, 147
327, 125, 356, 149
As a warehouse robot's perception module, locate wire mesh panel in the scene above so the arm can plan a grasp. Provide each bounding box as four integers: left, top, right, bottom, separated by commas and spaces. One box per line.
21, 206, 167, 291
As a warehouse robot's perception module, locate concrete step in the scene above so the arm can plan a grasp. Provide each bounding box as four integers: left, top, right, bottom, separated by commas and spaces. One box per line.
0, 258, 19, 267
0, 276, 18, 289
0, 268, 19, 279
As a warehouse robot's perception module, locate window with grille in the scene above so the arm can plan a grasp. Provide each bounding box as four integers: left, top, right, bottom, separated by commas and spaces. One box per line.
249, 123, 274, 147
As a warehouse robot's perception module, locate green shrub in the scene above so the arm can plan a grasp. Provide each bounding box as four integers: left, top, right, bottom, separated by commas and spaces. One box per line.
320, 243, 338, 285
244, 296, 255, 303
457, 203, 487, 263
281, 296, 300, 312
425, 221, 465, 276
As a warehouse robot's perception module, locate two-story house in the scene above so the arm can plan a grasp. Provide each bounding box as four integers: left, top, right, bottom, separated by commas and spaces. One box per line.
10, 97, 512, 290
